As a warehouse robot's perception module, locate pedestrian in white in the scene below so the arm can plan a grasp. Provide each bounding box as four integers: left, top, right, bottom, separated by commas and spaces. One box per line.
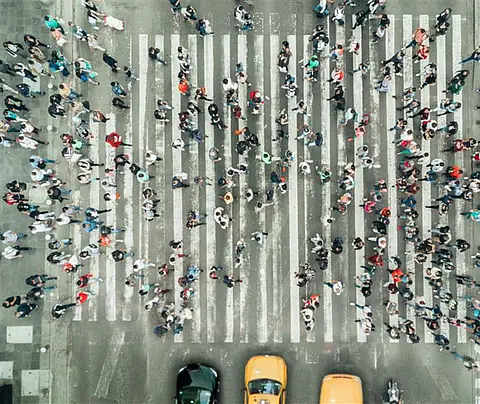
87, 34, 106, 52
177, 307, 193, 326
172, 138, 186, 151
348, 36, 360, 55
426, 158, 445, 173
133, 258, 156, 273
145, 150, 163, 166
29, 221, 53, 234
0, 230, 27, 244
340, 107, 358, 127
360, 156, 381, 169
324, 280, 344, 295
350, 302, 373, 319
251, 231, 268, 245
2, 246, 29, 259
80, 244, 101, 260
144, 295, 160, 311
222, 77, 238, 92
17, 135, 43, 149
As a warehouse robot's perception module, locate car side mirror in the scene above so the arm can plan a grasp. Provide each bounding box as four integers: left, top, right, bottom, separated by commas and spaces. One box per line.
171, 397, 177, 404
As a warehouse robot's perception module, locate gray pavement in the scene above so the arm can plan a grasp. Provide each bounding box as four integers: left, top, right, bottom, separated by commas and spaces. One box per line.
0, 0, 480, 403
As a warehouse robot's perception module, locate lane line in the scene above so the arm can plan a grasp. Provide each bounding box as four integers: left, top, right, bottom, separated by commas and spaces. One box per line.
418, 14, 433, 343
452, 14, 466, 343
401, 15, 418, 340
318, 22, 333, 343
269, 33, 282, 343
386, 14, 399, 334
171, 34, 184, 343
204, 35, 217, 343
303, 34, 315, 344
221, 34, 235, 344
188, 34, 202, 343
154, 33, 166, 330
354, 21, 366, 343
238, 33, 250, 344
434, 30, 450, 339
253, 34, 268, 344
105, 115, 117, 322
93, 330, 126, 398
287, 33, 300, 343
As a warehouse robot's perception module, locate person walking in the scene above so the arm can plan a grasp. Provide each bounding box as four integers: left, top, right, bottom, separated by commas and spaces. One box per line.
105, 132, 132, 148
76, 273, 103, 288
148, 47, 168, 65
102, 52, 120, 72
460, 46, 480, 64
51, 303, 77, 318
324, 280, 344, 295
15, 303, 37, 318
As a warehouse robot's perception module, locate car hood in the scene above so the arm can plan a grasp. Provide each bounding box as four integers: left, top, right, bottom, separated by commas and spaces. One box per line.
245, 356, 286, 385
177, 364, 217, 392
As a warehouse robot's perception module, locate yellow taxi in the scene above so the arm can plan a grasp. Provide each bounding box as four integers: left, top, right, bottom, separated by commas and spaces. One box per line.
243, 355, 287, 404
319, 374, 363, 404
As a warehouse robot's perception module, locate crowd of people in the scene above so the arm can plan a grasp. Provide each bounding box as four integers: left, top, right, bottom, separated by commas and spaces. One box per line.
297, 0, 480, 371
1, 0, 480, 368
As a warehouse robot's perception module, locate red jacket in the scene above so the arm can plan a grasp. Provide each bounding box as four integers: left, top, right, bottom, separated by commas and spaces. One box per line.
105, 132, 122, 148
76, 291, 89, 304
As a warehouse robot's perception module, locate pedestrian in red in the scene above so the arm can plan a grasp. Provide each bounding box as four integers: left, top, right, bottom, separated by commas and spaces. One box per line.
76, 273, 103, 288
105, 132, 132, 148
76, 291, 92, 305
178, 78, 191, 96
367, 253, 384, 267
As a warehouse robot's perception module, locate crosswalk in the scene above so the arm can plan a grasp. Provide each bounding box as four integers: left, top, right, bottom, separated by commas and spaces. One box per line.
64, 13, 476, 345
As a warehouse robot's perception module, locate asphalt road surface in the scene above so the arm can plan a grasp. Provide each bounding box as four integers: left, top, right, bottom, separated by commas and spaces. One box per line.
0, 0, 479, 403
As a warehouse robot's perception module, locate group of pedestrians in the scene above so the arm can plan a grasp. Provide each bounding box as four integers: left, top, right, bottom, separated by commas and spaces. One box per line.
2, 0, 480, 365
0, 0, 195, 336
300, 0, 480, 370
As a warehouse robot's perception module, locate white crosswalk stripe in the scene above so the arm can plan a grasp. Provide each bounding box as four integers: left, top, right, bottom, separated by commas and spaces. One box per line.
67, 15, 475, 347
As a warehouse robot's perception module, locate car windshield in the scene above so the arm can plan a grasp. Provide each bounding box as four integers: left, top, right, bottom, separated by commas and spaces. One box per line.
248, 379, 282, 395
179, 387, 212, 404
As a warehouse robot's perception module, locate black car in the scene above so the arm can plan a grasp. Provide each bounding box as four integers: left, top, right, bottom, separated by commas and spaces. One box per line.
175, 363, 220, 404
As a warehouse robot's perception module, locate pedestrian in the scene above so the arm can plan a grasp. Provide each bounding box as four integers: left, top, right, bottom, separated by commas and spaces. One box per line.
223, 275, 242, 288
3, 41, 25, 58
51, 303, 77, 318
148, 47, 168, 65
2, 245, 31, 259
112, 249, 134, 263
105, 132, 132, 148
460, 46, 480, 64
102, 52, 120, 72
251, 231, 268, 245
111, 81, 127, 97
87, 34, 106, 52
15, 303, 37, 318
324, 280, 344, 295
196, 19, 214, 37
112, 97, 130, 110
76, 273, 103, 288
